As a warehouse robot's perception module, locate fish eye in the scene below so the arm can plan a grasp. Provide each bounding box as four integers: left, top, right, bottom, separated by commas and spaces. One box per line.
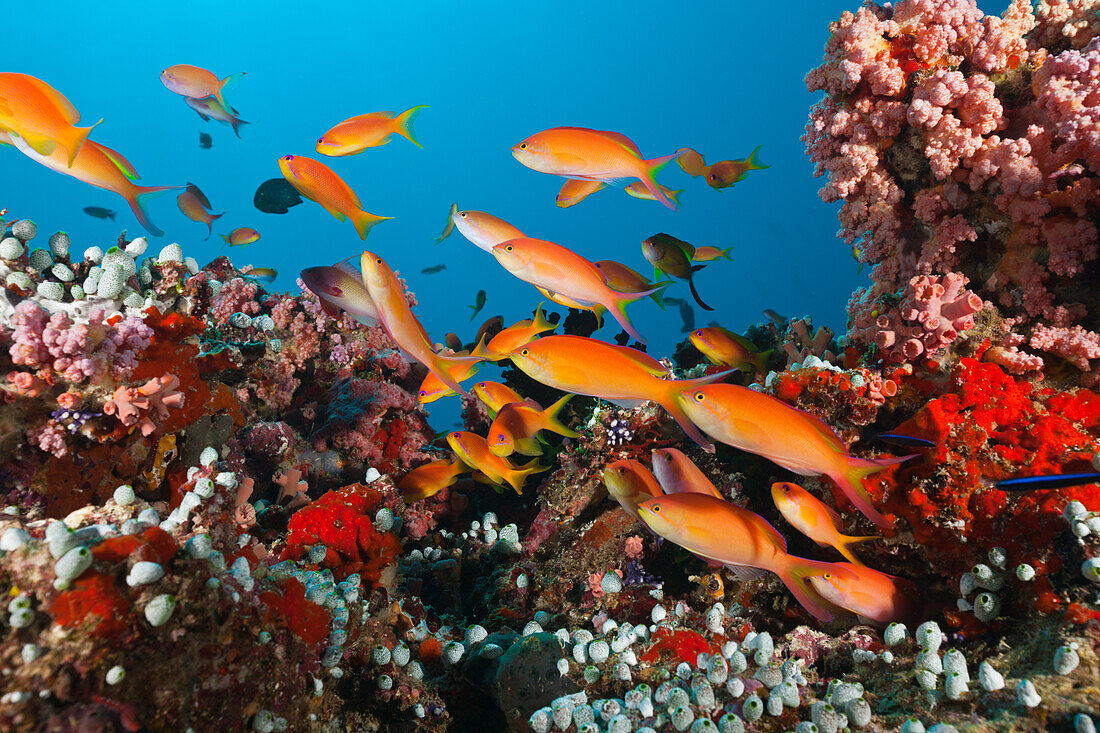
519, 143, 527, 149
694, 392, 705, 401
375, 258, 382, 264
419, 390, 427, 396
652, 506, 661, 512
520, 349, 529, 355
505, 246, 513, 251
283, 155, 292, 160
460, 213, 468, 218
317, 138, 324, 144
496, 435, 506, 443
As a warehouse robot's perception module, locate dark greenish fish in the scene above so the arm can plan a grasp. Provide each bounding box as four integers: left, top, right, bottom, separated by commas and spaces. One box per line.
469, 289, 487, 321
641, 233, 713, 311
253, 178, 303, 214
84, 206, 116, 221
199, 132, 212, 150
422, 264, 447, 274
678, 300, 695, 333
995, 472, 1100, 492
434, 203, 458, 244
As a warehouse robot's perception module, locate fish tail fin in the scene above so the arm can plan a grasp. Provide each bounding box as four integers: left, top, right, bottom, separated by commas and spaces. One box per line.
658, 370, 735, 453
352, 210, 394, 241
675, 147, 706, 177
541, 394, 579, 438
779, 556, 849, 622
608, 288, 656, 345
59, 118, 101, 167
687, 275, 713, 311
532, 302, 556, 333
719, 246, 734, 261
833, 533, 879, 565
752, 349, 774, 372
429, 353, 479, 398
746, 145, 769, 171
509, 458, 550, 495
832, 454, 918, 530
640, 152, 682, 210
667, 189, 684, 207
107, 212, 116, 221
229, 115, 249, 138
468, 333, 496, 361
393, 105, 428, 148
127, 185, 181, 237
215, 72, 246, 114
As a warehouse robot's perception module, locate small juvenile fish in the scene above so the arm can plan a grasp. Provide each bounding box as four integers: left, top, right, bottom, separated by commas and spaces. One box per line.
481, 304, 556, 361
556, 179, 605, 208
808, 562, 917, 625
434, 203, 459, 244
771, 482, 878, 565
469, 289, 487, 321
651, 448, 722, 498
198, 132, 212, 149
221, 227, 260, 246
83, 206, 116, 221
994, 472, 1100, 492
876, 434, 935, 449
596, 260, 667, 309
177, 183, 222, 240
642, 233, 713, 311
160, 64, 244, 112
487, 396, 577, 457
253, 177, 303, 214
246, 267, 277, 283
279, 154, 392, 240
398, 457, 469, 501
184, 96, 248, 137
624, 181, 683, 206
693, 246, 733, 262
316, 105, 428, 155
676, 384, 915, 529
638, 492, 860, 621
763, 308, 787, 324
300, 263, 380, 327
422, 264, 447, 274
690, 327, 771, 372
446, 431, 546, 495
603, 459, 664, 522
512, 126, 683, 210
704, 147, 768, 189
472, 381, 525, 416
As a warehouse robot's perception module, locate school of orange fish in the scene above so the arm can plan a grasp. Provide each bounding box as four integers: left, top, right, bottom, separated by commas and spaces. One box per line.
1, 65, 914, 626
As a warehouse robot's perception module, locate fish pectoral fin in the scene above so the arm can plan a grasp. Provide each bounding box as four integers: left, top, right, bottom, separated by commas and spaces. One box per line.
723, 563, 767, 581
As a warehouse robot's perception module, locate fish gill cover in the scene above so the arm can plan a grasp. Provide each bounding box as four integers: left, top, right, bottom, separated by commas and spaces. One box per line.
0, 1, 1098, 732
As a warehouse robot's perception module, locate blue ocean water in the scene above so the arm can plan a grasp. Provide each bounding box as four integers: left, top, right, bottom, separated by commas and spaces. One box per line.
5, 1, 884, 425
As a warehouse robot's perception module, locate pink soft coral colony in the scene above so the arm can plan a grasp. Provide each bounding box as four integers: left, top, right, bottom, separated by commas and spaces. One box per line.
806, 0, 1100, 381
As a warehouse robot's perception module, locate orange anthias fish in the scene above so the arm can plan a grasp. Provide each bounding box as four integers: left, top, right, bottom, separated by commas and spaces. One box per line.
472, 381, 525, 417
677, 145, 768, 190
300, 262, 381, 327
176, 184, 223, 240
398, 456, 469, 501
556, 179, 605, 208
512, 127, 683, 210
446, 431, 546, 495
487, 396, 577, 457
651, 448, 723, 498
508, 335, 729, 451
481, 304, 556, 361
160, 64, 244, 111
360, 251, 479, 397
184, 96, 248, 137
692, 246, 734, 262
417, 340, 488, 403
491, 238, 660, 344
676, 384, 915, 529
638, 492, 859, 621
0, 73, 100, 166
279, 155, 392, 240
808, 562, 918, 625
451, 209, 525, 253
690, 327, 772, 373
624, 181, 683, 206
603, 459, 663, 521
771, 482, 878, 565
245, 267, 278, 283
221, 227, 261, 246
316, 105, 428, 155
6, 134, 179, 236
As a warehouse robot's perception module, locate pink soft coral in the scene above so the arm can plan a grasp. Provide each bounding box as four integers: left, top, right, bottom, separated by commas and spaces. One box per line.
103, 374, 186, 436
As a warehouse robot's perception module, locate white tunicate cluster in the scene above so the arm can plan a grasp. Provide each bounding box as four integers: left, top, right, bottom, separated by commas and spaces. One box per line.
1076, 714, 1096, 733
901, 719, 926, 733
8, 595, 34, 629
106, 665, 125, 685
36, 281, 64, 301
55, 546, 92, 582
127, 561, 165, 587
973, 592, 1001, 622
1016, 563, 1035, 581
158, 242, 183, 262
29, 248, 53, 271
1082, 557, 1100, 584
0, 237, 24, 260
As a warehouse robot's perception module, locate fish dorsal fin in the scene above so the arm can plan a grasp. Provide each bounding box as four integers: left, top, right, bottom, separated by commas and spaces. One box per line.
620, 348, 671, 378
95, 143, 141, 182
21, 75, 81, 123
333, 256, 360, 279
